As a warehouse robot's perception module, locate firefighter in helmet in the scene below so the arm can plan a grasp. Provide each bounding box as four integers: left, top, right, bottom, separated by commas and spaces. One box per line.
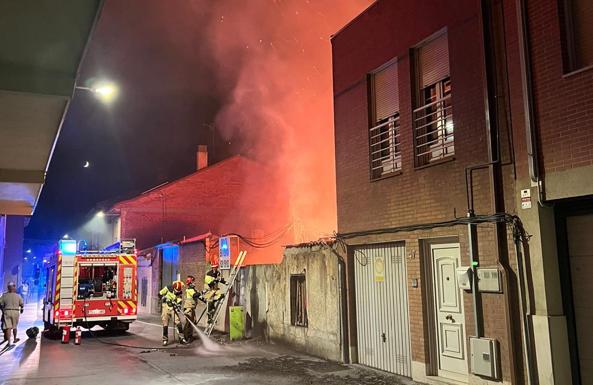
159, 280, 186, 345
182, 275, 204, 342
203, 263, 227, 324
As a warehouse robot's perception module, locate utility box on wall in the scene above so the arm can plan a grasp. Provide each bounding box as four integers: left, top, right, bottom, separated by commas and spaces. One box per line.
470, 337, 500, 379
218, 235, 240, 270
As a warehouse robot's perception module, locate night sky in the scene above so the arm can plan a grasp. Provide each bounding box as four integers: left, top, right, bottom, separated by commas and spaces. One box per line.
26, 1, 235, 244
25, 0, 371, 250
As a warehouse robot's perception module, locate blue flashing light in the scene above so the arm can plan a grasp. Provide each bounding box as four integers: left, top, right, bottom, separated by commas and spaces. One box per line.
59, 239, 77, 255
220, 237, 230, 257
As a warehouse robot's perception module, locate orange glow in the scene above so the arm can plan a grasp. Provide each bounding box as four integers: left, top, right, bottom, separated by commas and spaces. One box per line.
200, 0, 373, 242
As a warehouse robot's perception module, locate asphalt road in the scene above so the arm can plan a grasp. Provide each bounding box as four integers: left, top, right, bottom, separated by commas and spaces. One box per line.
0, 301, 415, 385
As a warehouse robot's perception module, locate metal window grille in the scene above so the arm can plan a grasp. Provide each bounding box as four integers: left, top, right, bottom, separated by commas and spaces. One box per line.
290, 274, 307, 327
370, 115, 401, 179
414, 78, 454, 166
370, 60, 400, 179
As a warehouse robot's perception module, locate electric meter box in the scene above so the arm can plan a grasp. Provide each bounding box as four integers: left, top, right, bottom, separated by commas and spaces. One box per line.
456, 267, 472, 291
476, 268, 501, 293
470, 337, 500, 379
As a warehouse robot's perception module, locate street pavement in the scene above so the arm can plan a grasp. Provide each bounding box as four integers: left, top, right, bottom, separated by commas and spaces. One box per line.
0, 300, 417, 385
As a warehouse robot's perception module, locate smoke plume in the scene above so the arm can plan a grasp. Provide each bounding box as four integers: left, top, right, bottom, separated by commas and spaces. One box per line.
196, 0, 372, 241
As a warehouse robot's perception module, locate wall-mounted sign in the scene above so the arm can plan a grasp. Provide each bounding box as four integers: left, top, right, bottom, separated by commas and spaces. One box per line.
374, 256, 385, 282
521, 188, 532, 209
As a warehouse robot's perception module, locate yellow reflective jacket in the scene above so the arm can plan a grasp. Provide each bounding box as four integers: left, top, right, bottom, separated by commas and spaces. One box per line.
159, 285, 182, 307
184, 285, 201, 309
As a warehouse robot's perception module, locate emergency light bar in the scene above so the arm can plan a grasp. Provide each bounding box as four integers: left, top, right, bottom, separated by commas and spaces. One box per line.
59, 239, 77, 255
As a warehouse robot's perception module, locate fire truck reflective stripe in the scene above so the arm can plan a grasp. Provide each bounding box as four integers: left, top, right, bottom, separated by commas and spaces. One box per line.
127, 301, 136, 309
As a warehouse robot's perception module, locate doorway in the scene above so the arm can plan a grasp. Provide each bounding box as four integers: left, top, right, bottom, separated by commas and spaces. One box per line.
425, 242, 468, 382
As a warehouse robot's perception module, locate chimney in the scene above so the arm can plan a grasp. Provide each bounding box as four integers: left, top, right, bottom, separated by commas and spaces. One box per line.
197, 145, 208, 170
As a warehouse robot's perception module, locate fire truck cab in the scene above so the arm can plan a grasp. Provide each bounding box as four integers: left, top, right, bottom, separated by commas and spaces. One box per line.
43, 239, 138, 336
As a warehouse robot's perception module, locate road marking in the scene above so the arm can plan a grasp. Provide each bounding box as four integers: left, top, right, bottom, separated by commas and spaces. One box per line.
135, 320, 162, 328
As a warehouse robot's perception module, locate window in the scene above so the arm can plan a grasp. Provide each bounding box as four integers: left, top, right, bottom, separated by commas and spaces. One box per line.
77, 264, 118, 299
290, 274, 307, 327
561, 0, 593, 72
413, 32, 454, 166
369, 60, 401, 179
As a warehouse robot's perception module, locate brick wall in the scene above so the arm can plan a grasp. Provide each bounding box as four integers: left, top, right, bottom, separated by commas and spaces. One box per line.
527, 0, 593, 174
115, 156, 290, 264
332, 0, 521, 382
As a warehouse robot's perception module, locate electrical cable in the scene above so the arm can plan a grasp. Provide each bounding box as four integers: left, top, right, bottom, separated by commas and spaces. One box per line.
335, 213, 530, 265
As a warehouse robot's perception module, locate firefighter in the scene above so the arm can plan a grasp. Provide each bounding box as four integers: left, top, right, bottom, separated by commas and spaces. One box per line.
182, 275, 204, 342
158, 280, 186, 346
203, 263, 227, 324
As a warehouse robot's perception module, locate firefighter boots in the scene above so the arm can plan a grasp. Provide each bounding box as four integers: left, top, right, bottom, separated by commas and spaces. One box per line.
162, 326, 168, 346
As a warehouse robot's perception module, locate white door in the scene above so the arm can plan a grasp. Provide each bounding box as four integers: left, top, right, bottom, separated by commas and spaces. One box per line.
354, 243, 411, 377
431, 243, 467, 380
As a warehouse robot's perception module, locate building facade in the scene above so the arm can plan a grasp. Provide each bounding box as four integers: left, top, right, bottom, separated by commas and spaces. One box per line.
332, 1, 593, 384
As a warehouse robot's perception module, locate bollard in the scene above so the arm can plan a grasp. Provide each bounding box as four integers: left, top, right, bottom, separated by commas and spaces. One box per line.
61, 326, 71, 344
74, 326, 81, 345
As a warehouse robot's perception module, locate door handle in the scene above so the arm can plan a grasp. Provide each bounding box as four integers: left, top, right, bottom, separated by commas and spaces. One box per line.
445, 314, 455, 322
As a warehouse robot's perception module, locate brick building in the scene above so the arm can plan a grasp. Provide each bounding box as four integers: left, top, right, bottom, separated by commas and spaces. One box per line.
332, 1, 593, 385
110, 149, 290, 265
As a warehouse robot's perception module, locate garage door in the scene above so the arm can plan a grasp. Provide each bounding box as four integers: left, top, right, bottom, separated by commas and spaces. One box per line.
567, 214, 593, 385
354, 242, 411, 376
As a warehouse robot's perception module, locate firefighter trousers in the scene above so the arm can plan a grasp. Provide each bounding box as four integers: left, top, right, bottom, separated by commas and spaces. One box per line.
182, 307, 196, 341
161, 303, 183, 340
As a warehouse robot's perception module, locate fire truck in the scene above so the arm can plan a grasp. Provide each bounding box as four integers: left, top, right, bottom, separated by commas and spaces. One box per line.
43, 239, 138, 336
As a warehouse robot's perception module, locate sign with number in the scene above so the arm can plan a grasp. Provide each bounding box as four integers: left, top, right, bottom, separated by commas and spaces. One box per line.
374, 256, 385, 282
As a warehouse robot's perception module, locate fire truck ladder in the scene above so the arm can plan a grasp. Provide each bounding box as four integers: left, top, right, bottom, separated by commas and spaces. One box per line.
59, 253, 76, 326
204, 250, 247, 336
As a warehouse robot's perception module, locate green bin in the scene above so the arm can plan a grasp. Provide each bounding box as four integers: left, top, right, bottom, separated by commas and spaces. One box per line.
229, 306, 245, 340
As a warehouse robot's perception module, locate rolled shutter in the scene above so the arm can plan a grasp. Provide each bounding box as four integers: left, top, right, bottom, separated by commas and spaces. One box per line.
374, 61, 399, 121
419, 33, 449, 88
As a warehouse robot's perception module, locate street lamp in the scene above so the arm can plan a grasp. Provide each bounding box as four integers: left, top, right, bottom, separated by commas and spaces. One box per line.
75, 80, 119, 103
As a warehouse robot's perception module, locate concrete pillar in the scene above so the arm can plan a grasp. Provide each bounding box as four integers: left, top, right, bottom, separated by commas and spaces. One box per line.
518, 188, 572, 385
2, 215, 25, 290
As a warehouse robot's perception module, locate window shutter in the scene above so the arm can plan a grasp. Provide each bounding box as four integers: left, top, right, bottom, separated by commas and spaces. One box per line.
374, 61, 399, 121
419, 33, 449, 88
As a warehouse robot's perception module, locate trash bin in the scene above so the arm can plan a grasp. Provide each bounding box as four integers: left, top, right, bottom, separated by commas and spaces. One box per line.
229, 306, 244, 341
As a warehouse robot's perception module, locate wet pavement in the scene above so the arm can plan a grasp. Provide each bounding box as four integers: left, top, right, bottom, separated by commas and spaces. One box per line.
0, 300, 417, 385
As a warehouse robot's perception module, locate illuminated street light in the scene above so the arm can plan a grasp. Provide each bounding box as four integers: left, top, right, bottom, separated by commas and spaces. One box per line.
63, 234, 69, 239
26, 249, 31, 253
76, 80, 119, 103
96, 210, 105, 218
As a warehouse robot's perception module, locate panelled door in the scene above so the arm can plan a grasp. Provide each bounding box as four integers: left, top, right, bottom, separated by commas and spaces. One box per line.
430, 243, 468, 380
354, 243, 411, 377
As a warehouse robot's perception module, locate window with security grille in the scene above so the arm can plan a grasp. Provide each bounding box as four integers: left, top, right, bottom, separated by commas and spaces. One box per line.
290, 274, 307, 327
369, 60, 401, 180
561, 0, 593, 72
413, 32, 454, 166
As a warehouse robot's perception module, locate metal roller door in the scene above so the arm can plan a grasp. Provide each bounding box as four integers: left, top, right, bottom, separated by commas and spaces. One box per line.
354, 242, 411, 376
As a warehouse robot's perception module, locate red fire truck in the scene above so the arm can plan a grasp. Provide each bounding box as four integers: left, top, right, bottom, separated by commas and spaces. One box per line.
43, 239, 138, 336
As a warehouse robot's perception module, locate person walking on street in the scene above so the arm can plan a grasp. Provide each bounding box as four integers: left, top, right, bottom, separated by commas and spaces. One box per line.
158, 280, 186, 346
0, 282, 24, 345
182, 275, 204, 342
21, 282, 29, 304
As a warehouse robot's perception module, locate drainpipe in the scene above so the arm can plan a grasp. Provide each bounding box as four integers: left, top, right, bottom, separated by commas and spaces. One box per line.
516, 0, 545, 204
